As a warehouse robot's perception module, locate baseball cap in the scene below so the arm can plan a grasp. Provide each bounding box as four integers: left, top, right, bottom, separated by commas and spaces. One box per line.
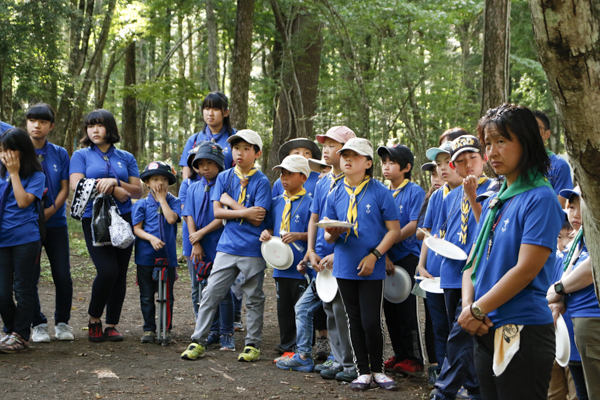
192, 141, 225, 171
377, 144, 414, 166
272, 155, 311, 178
278, 138, 322, 162
450, 135, 481, 162
559, 185, 581, 201
316, 125, 356, 144
140, 161, 177, 185
426, 141, 453, 161
308, 158, 329, 173
227, 129, 263, 151
337, 138, 374, 159
421, 162, 436, 172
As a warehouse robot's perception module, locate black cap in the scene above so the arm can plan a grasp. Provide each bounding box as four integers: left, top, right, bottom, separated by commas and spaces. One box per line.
186, 145, 200, 170
450, 135, 481, 162
278, 138, 322, 163
192, 141, 225, 171
141, 161, 177, 185
421, 161, 436, 172
377, 145, 415, 166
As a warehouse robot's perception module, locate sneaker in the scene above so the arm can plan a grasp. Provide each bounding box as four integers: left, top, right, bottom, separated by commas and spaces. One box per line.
32, 323, 51, 343
350, 374, 373, 391
206, 331, 220, 348
141, 331, 156, 344
384, 355, 399, 371
335, 369, 358, 382
0, 333, 29, 353
237, 345, 260, 362
393, 359, 424, 376
55, 323, 74, 341
181, 342, 205, 360
88, 321, 105, 342
427, 366, 439, 388
219, 334, 235, 351
373, 372, 398, 391
274, 344, 295, 355
320, 364, 343, 379
456, 388, 471, 399
315, 336, 330, 361
429, 388, 440, 400
276, 353, 315, 372
234, 318, 245, 332
104, 327, 124, 342
314, 354, 335, 372
274, 351, 295, 363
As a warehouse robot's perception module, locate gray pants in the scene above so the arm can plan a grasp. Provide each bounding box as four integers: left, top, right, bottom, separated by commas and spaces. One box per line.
324, 290, 355, 372
190, 252, 265, 348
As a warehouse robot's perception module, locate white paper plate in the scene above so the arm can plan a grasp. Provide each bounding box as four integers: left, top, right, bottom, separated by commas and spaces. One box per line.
420, 277, 443, 294
425, 237, 468, 261
384, 266, 412, 303
316, 267, 338, 303
261, 237, 294, 270
315, 220, 355, 229
555, 314, 571, 367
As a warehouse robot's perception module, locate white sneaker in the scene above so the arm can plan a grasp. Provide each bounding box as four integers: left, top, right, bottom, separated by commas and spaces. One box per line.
55, 323, 74, 341
32, 323, 51, 343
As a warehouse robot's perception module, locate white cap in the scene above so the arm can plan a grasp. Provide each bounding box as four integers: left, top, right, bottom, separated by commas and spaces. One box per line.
272, 155, 311, 178
337, 137, 374, 159
308, 157, 329, 173
227, 129, 263, 151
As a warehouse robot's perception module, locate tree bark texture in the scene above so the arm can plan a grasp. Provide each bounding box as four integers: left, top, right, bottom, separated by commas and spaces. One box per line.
161, 8, 172, 160
480, 0, 511, 116
528, 0, 600, 302
205, 0, 220, 92
229, 0, 256, 130
122, 39, 138, 159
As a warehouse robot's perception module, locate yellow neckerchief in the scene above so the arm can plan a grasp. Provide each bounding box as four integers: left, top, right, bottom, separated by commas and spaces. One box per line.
458, 175, 489, 245
329, 171, 345, 193
280, 188, 307, 233
391, 179, 410, 198
234, 165, 258, 204
443, 183, 451, 198
344, 176, 371, 239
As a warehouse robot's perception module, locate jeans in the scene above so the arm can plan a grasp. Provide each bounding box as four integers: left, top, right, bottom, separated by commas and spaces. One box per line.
137, 265, 175, 332
0, 241, 41, 341
275, 277, 308, 350
294, 279, 322, 357
426, 292, 450, 372
233, 292, 242, 320
185, 256, 201, 317
33, 225, 73, 326
209, 288, 235, 335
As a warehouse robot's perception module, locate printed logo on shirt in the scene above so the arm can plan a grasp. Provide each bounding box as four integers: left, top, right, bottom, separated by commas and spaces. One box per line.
294, 214, 300, 223
366, 204, 371, 214
399, 204, 403, 214
118, 161, 123, 168
501, 218, 510, 232
53, 164, 58, 172
223, 147, 229, 154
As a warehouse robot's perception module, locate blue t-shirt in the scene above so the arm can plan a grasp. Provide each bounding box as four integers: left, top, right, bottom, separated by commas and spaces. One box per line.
211, 168, 272, 257
549, 154, 573, 197
70, 146, 140, 218
183, 178, 224, 263
388, 182, 425, 262
266, 192, 314, 280
0, 171, 45, 247
552, 249, 581, 362
179, 126, 235, 170
272, 171, 320, 199
423, 188, 446, 276
132, 193, 181, 268
179, 176, 202, 257
37, 141, 70, 228
565, 245, 600, 318
439, 181, 491, 289
473, 186, 563, 327
310, 173, 345, 258
1, 121, 14, 133
324, 179, 398, 280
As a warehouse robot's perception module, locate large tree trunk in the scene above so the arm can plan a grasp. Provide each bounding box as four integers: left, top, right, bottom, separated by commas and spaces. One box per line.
122, 39, 138, 159
480, 0, 511, 116
528, 0, 600, 301
161, 8, 172, 160
229, 0, 256, 130
205, 0, 220, 92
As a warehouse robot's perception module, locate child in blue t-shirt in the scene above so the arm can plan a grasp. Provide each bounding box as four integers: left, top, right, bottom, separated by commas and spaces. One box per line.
132, 162, 181, 344
271, 138, 322, 198
323, 138, 401, 391
0, 128, 45, 353
181, 129, 271, 363
24, 103, 75, 344
260, 155, 313, 357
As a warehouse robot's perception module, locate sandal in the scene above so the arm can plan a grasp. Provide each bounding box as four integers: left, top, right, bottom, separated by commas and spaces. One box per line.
0, 333, 29, 353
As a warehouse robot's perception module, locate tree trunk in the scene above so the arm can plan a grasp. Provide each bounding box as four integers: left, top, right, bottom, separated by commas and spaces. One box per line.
480, 0, 511, 116
229, 0, 256, 130
528, 0, 600, 301
206, 0, 220, 92
177, 14, 188, 165
161, 8, 172, 160
122, 39, 138, 159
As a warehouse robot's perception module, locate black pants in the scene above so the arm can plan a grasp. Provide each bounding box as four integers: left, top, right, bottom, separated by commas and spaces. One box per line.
337, 278, 384, 375
82, 214, 133, 325
569, 362, 588, 400
474, 323, 555, 400
383, 254, 423, 363
275, 277, 308, 351
314, 302, 327, 331
424, 298, 437, 365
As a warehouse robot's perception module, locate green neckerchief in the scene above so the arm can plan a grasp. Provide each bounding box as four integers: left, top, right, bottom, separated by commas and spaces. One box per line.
545, 148, 554, 157
462, 170, 554, 284
563, 228, 584, 272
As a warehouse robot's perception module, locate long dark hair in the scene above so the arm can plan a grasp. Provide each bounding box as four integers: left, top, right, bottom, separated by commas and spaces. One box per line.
0, 128, 43, 178
25, 103, 56, 123
439, 127, 468, 145
477, 103, 550, 184
80, 109, 121, 147
201, 92, 233, 135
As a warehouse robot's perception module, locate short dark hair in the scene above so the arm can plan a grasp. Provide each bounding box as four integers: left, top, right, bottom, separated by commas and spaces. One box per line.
477, 103, 550, 184
25, 103, 55, 124
380, 153, 411, 180
561, 217, 573, 232
230, 137, 260, 154
366, 156, 374, 177
533, 110, 551, 131
202, 92, 233, 135
439, 127, 469, 145
80, 109, 120, 147
0, 128, 43, 178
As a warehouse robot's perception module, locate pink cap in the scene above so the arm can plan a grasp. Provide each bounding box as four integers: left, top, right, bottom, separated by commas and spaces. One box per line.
316, 125, 356, 144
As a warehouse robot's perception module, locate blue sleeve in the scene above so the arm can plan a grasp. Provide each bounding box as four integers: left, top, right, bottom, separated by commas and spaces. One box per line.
264, 199, 276, 230
380, 186, 399, 221
253, 177, 272, 210
59, 148, 70, 181
182, 185, 194, 217
554, 161, 573, 195
423, 191, 438, 229
310, 181, 322, 214
224, 150, 234, 170
179, 179, 190, 206
167, 194, 182, 222
69, 150, 86, 175
521, 190, 563, 250
211, 173, 226, 202
323, 190, 338, 221
132, 199, 146, 226
125, 152, 140, 178
272, 179, 283, 198
27, 172, 46, 199
408, 185, 425, 222
179, 135, 196, 167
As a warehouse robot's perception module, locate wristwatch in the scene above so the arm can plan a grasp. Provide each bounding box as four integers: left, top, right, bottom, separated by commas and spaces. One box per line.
370, 248, 382, 260
470, 302, 486, 321
554, 281, 567, 296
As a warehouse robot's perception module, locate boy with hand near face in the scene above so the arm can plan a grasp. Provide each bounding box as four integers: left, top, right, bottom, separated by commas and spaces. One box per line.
272, 138, 322, 198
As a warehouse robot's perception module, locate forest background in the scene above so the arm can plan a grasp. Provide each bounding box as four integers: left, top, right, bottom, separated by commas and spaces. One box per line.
0, 0, 557, 186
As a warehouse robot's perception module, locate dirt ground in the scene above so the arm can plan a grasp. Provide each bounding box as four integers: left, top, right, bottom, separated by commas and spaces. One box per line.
0, 241, 431, 400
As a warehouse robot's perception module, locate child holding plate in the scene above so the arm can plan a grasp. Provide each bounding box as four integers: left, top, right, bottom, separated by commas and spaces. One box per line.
323, 138, 401, 391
